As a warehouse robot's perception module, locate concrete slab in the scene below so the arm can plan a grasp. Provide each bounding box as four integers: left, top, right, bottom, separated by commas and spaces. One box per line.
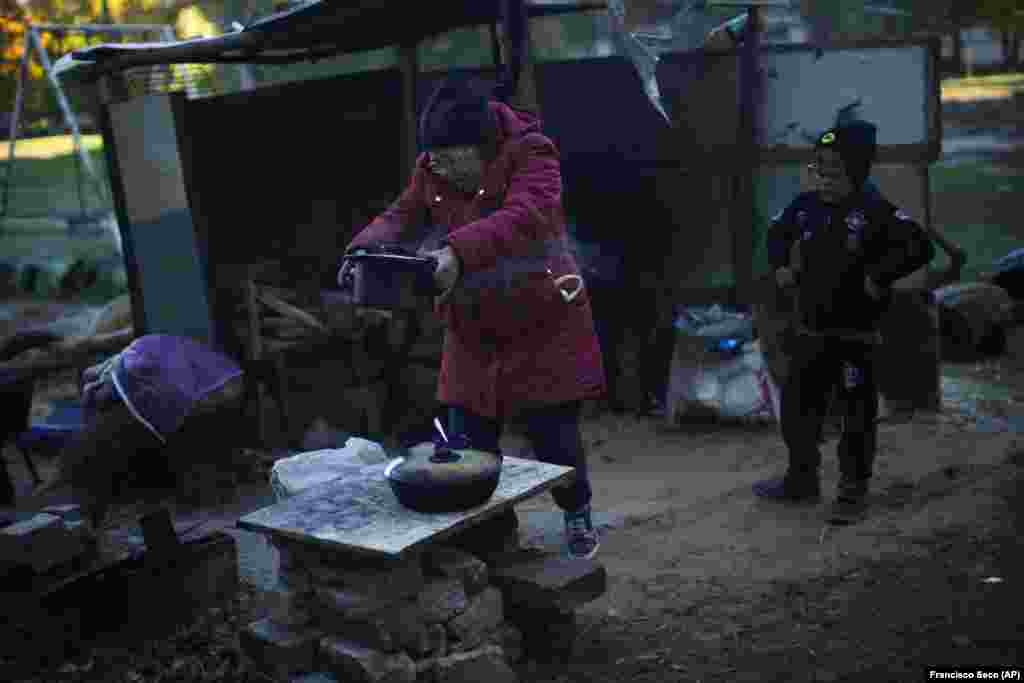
237, 456, 574, 560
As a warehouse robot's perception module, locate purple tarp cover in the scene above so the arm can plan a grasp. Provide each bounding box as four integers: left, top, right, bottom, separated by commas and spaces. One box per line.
82, 334, 243, 442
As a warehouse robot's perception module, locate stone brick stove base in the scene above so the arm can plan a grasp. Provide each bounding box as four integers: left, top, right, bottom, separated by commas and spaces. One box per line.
240, 514, 606, 682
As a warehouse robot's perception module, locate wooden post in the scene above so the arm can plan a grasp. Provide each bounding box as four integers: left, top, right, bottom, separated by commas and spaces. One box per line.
399, 42, 420, 189
496, 12, 541, 115
245, 275, 269, 447
730, 5, 760, 307
1, 33, 31, 220
489, 22, 503, 72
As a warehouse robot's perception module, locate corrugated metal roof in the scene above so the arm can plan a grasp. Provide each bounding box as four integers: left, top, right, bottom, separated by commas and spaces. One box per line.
55, 0, 607, 81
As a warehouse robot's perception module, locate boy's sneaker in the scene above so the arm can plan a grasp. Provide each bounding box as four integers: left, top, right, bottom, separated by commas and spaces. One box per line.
828, 482, 869, 525
753, 476, 822, 503
564, 504, 600, 560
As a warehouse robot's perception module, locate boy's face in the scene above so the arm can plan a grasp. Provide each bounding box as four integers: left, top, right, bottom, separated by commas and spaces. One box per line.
812, 147, 854, 205
427, 145, 484, 194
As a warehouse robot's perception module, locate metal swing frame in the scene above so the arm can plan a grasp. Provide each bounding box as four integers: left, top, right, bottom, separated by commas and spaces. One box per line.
0, 22, 182, 227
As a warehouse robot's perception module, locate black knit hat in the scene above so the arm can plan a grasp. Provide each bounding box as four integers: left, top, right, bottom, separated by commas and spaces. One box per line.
419, 77, 496, 150
815, 120, 878, 190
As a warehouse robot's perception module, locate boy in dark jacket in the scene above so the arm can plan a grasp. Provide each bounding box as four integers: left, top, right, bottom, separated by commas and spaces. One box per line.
753, 121, 935, 523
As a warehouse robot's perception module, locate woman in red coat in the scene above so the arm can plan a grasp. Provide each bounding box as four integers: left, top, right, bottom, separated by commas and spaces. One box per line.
345, 77, 605, 559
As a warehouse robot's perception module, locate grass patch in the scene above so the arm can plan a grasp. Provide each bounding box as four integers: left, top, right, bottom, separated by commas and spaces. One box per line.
5, 134, 104, 160
931, 163, 1024, 194
942, 73, 1024, 89
941, 72, 1024, 102
935, 221, 1020, 281
931, 161, 1024, 280
1, 232, 118, 264
0, 134, 111, 219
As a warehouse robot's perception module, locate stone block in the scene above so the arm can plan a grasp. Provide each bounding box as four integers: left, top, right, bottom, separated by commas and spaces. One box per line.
505, 604, 577, 659
0, 512, 85, 574
279, 565, 316, 593
492, 625, 523, 665
425, 623, 448, 658
432, 645, 518, 683
421, 546, 488, 596
417, 578, 468, 624
390, 601, 433, 657
490, 554, 606, 610
310, 556, 425, 600
315, 597, 428, 655
445, 510, 519, 559
446, 588, 503, 650
268, 585, 317, 628
315, 585, 402, 622
451, 624, 522, 665
239, 618, 322, 680
320, 637, 416, 683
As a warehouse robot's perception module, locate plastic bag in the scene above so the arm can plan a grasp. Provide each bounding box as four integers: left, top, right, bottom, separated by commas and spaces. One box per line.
605, 0, 721, 124
269, 437, 389, 501
674, 304, 755, 347
667, 338, 780, 425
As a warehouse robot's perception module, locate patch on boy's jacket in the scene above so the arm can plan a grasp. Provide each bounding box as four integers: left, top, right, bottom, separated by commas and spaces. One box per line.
797, 210, 812, 240
893, 208, 912, 221
845, 209, 867, 251
844, 363, 864, 390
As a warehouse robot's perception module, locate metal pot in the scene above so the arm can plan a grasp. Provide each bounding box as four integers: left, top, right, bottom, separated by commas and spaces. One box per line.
385, 434, 502, 514
339, 244, 438, 311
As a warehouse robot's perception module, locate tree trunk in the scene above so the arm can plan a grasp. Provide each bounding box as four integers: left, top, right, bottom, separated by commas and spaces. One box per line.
998, 30, 1021, 71
950, 27, 964, 75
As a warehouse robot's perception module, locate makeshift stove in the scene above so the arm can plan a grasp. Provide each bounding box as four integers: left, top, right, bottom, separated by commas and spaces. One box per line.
236, 455, 607, 682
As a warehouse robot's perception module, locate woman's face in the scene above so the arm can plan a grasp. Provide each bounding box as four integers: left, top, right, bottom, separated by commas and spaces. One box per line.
427, 145, 485, 194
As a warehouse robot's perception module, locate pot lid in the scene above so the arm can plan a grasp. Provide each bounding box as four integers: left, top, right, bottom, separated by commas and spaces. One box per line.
386, 444, 501, 487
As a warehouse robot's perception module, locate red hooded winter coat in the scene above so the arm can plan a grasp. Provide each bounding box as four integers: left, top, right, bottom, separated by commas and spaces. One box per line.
348, 101, 606, 419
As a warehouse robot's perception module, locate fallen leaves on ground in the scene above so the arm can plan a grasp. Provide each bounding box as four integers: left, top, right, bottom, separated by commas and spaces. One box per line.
6, 583, 264, 683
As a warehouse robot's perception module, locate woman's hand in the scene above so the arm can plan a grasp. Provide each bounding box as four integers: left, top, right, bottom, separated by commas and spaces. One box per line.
421, 246, 461, 293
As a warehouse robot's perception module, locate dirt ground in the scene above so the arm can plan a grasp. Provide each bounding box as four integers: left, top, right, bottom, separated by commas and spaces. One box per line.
6, 336, 1023, 683
3, 97, 1024, 682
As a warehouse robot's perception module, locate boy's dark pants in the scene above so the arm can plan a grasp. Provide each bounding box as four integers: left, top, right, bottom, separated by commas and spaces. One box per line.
781, 334, 878, 496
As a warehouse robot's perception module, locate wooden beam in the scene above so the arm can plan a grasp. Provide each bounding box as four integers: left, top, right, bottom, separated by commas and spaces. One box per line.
399, 42, 420, 188
32, 23, 171, 34
499, 16, 541, 115
729, 5, 760, 307
490, 21, 503, 70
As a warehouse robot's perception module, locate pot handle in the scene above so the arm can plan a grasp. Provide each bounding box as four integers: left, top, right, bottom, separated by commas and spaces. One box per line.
337, 250, 362, 292
385, 457, 405, 479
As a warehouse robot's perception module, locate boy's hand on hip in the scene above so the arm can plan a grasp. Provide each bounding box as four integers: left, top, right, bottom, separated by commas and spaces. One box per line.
864, 275, 883, 300
776, 266, 797, 289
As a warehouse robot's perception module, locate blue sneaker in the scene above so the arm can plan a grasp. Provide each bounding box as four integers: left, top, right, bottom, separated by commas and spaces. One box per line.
564, 504, 600, 560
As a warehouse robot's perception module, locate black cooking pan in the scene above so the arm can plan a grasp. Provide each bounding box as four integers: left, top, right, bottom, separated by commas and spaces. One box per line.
385, 421, 502, 514
338, 244, 439, 311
